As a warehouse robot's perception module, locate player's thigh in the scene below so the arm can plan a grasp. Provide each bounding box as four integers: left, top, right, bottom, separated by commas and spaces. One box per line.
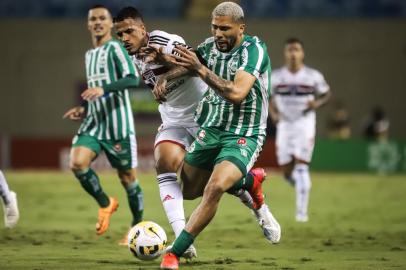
70, 134, 100, 169
275, 126, 295, 166
293, 127, 315, 164
205, 160, 244, 196
216, 134, 266, 176
154, 125, 195, 173
181, 162, 212, 200
101, 134, 138, 172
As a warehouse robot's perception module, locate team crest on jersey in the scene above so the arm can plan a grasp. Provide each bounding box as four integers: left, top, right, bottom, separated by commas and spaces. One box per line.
98, 52, 107, 65
237, 138, 247, 147
198, 130, 206, 140
187, 142, 196, 153
228, 56, 239, 74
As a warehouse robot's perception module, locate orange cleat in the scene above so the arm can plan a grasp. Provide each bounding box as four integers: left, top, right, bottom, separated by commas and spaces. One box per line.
96, 197, 119, 235
248, 168, 267, 209
160, 252, 179, 270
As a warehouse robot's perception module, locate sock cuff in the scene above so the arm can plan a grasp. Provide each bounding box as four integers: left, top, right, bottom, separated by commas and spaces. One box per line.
294, 163, 309, 172
126, 180, 142, 194
157, 173, 177, 185
73, 168, 90, 177
172, 229, 195, 257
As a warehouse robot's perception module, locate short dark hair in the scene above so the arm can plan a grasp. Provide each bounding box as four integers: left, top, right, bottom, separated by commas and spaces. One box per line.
114, 7, 144, 23
285, 37, 304, 48
89, 4, 109, 11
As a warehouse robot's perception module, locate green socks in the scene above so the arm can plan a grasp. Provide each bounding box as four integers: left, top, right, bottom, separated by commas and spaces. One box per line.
126, 180, 144, 226
227, 173, 254, 194
74, 168, 110, 208
171, 229, 195, 258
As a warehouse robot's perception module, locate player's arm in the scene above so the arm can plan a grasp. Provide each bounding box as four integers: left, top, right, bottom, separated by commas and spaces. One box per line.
153, 66, 192, 102
171, 45, 255, 104
82, 42, 141, 101
304, 72, 332, 114
268, 97, 280, 123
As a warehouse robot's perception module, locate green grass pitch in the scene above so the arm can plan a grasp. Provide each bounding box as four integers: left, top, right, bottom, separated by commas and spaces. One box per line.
0, 171, 405, 269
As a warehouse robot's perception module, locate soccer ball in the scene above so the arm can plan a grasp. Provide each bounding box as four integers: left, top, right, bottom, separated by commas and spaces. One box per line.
127, 221, 167, 261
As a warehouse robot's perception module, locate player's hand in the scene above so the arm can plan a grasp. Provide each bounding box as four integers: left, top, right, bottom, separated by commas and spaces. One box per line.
170, 45, 202, 73
81, 87, 104, 101
152, 77, 168, 103
62, 106, 85, 121
303, 100, 319, 114
139, 46, 175, 65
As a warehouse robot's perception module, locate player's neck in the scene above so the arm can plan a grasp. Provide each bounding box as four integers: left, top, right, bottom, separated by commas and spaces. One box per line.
92, 34, 112, 48
287, 63, 304, 73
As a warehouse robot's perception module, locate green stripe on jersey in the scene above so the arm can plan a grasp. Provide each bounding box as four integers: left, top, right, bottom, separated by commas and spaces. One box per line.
195, 35, 271, 137
78, 40, 139, 140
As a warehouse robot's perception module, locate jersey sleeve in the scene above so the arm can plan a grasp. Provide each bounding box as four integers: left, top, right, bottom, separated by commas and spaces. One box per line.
237, 42, 268, 79
148, 30, 192, 55
110, 41, 139, 79
313, 70, 330, 94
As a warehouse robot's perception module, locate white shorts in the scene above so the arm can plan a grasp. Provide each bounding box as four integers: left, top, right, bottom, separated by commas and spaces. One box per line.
276, 121, 315, 165
154, 124, 199, 150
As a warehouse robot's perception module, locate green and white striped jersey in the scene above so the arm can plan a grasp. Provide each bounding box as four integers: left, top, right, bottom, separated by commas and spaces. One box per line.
78, 39, 139, 140
195, 35, 271, 137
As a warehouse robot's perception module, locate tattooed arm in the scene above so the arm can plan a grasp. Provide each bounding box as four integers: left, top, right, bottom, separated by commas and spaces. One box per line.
171, 45, 255, 104
153, 66, 192, 102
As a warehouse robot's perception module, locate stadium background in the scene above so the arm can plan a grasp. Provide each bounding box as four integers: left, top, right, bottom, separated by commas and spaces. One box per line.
0, 0, 405, 172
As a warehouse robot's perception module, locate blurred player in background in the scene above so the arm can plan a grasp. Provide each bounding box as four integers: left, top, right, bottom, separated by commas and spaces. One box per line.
269, 38, 331, 222
159, 2, 281, 269
0, 170, 19, 228
63, 5, 143, 237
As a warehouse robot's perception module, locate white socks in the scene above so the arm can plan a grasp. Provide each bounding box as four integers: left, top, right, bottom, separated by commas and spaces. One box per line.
292, 163, 311, 218
235, 189, 255, 210
157, 173, 185, 237
0, 170, 11, 205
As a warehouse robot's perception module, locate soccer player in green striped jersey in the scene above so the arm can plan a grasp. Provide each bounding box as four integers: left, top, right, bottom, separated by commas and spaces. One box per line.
160, 2, 280, 269
63, 5, 144, 239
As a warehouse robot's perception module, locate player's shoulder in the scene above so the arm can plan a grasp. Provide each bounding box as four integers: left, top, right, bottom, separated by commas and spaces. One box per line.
271, 67, 287, 77
242, 35, 267, 49
302, 65, 324, 78
198, 36, 215, 48
149, 30, 185, 44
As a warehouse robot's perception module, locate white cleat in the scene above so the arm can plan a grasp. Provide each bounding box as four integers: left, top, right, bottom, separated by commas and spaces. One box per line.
3, 191, 20, 229
253, 204, 281, 244
295, 214, 309, 223
182, 244, 197, 260
166, 244, 197, 260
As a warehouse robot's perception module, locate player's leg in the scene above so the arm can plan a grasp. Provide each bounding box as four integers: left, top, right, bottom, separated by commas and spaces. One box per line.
276, 124, 296, 185
70, 135, 118, 235
292, 130, 314, 222
117, 168, 143, 228
104, 135, 144, 228
70, 135, 110, 208
0, 170, 19, 228
170, 160, 243, 258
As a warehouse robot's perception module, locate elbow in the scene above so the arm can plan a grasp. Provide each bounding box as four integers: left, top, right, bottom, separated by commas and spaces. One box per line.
227, 94, 245, 105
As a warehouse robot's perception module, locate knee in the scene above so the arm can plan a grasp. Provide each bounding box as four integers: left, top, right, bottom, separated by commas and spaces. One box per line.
203, 180, 226, 202
155, 157, 180, 174
119, 170, 136, 187
69, 158, 88, 172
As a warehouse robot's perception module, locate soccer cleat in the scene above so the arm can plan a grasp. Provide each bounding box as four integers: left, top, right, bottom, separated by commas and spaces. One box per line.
160, 252, 179, 270
248, 168, 266, 209
3, 191, 19, 229
165, 244, 197, 260
295, 213, 309, 222
182, 244, 197, 260
96, 197, 119, 235
118, 228, 131, 246
253, 204, 281, 244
